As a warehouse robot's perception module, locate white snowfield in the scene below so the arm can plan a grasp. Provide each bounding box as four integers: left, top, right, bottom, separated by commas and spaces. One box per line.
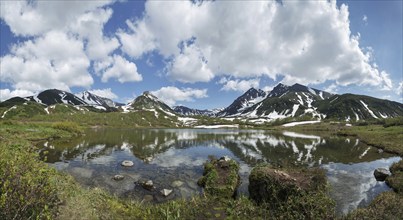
194, 124, 239, 129
282, 120, 321, 127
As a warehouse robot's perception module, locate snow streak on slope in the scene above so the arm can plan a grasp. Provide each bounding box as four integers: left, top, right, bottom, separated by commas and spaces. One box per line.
359, 100, 378, 119
1, 106, 17, 118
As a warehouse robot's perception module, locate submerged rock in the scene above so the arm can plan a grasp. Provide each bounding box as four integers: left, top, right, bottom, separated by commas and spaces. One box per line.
160, 189, 173, 197
70, 167, 93, 179
121, 160, 134, 167
143, 195, 153, 202
171, 180, 184, 188
374, 168, 390, 181
197, 157, 240, 198
144, 156, 153, 163
113, 174, 125, 181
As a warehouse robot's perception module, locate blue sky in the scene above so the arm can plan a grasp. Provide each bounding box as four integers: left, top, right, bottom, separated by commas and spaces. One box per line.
1, 0, 402, 109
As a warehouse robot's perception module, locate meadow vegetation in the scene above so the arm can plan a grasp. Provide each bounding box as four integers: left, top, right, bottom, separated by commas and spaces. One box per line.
0, 116, 401, 219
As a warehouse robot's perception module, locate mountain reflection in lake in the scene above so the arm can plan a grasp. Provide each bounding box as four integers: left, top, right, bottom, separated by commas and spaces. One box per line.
39, 128, 400, 215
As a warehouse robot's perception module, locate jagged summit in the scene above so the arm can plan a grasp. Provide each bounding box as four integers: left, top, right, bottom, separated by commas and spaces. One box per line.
218, 88, 267, 116
76, 91, 121, 108
124, 91, 175, 115
173, 105, 217, 116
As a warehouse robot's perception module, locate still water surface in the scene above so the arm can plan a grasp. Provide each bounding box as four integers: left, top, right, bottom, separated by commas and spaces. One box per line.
39, 128, 400, 215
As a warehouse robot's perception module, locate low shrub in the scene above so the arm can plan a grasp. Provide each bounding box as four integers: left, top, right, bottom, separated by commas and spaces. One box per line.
0, 142, 60, 219
52, 121, 82, 134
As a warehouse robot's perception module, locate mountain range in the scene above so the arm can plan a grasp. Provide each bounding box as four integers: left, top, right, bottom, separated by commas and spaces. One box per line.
1, 83, 402, 123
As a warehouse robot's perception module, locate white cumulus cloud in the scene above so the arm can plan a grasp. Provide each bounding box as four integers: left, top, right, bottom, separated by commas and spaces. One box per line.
0, 0, 123, 97
0, 89, 34, 101
0, 0, 114, 36
324, 83, 339, 94
117, 19, 157, 59
151, 86, 208, 106
119, 1, 392, 90
167, 43, 214, 83
88, 88, 118, 100
397, 81, 403, 96
101, 55, 142, 83
219, 78, 260, 93
0, 31, 93, 92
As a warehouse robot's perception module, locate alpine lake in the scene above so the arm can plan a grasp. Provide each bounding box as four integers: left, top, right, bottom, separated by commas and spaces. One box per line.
39, 128, 400, 215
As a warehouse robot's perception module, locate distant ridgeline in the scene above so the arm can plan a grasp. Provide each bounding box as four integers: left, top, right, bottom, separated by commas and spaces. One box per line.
1, 84, 402, 123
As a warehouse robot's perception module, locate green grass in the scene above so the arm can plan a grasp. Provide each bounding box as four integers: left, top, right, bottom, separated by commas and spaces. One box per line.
337, 125, 403, 156
386, 160, 403, 193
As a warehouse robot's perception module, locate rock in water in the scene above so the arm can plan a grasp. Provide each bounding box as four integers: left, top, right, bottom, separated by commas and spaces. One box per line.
197, 157, 240, 198
143, 195, 153, 202
248, 165, 327, 204
374, 168, 390, 181
142, 180, 154, 190
113, 174, 124, 181
171, 180, 184, 188
144, 156, 153, 163
121, 160, 134, 167
160, 189, 173, 197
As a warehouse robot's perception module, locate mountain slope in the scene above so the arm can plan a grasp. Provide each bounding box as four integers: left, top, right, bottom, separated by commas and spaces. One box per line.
234, 83, 402, 121
218, 88, 267, 117
316, 94, 403, 121
27, 89, 87, 106
122, 91, 176, 115
224, 84, 330, 120
173, 106, 217, 116
76, 91, 122, 111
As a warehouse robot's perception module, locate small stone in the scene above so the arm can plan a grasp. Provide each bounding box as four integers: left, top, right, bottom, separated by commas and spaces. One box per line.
160, 188, 173, 197
171, 180, 184, 188
179, 187, 192, 198
121, 160, 134, 167
144, 156, 153, 163
378, 149, 384, 153
113, 174, 124, 181
187, 181, 198, 190
143, 195, 153, 202
142, 180, 154, 190
374, 168, 390, 181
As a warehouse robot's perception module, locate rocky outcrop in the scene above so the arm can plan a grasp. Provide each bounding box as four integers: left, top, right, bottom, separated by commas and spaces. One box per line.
197, 156, 240, 198
374, 168, 390, 181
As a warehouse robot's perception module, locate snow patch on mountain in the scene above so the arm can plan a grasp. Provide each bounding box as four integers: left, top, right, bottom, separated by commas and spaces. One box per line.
308, 87, 316, 96
360, 100, 378, 119
319, 92, 324, 100
291, 104, 299, 117
378, 112, 388, 118
1, 106, 17, 118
